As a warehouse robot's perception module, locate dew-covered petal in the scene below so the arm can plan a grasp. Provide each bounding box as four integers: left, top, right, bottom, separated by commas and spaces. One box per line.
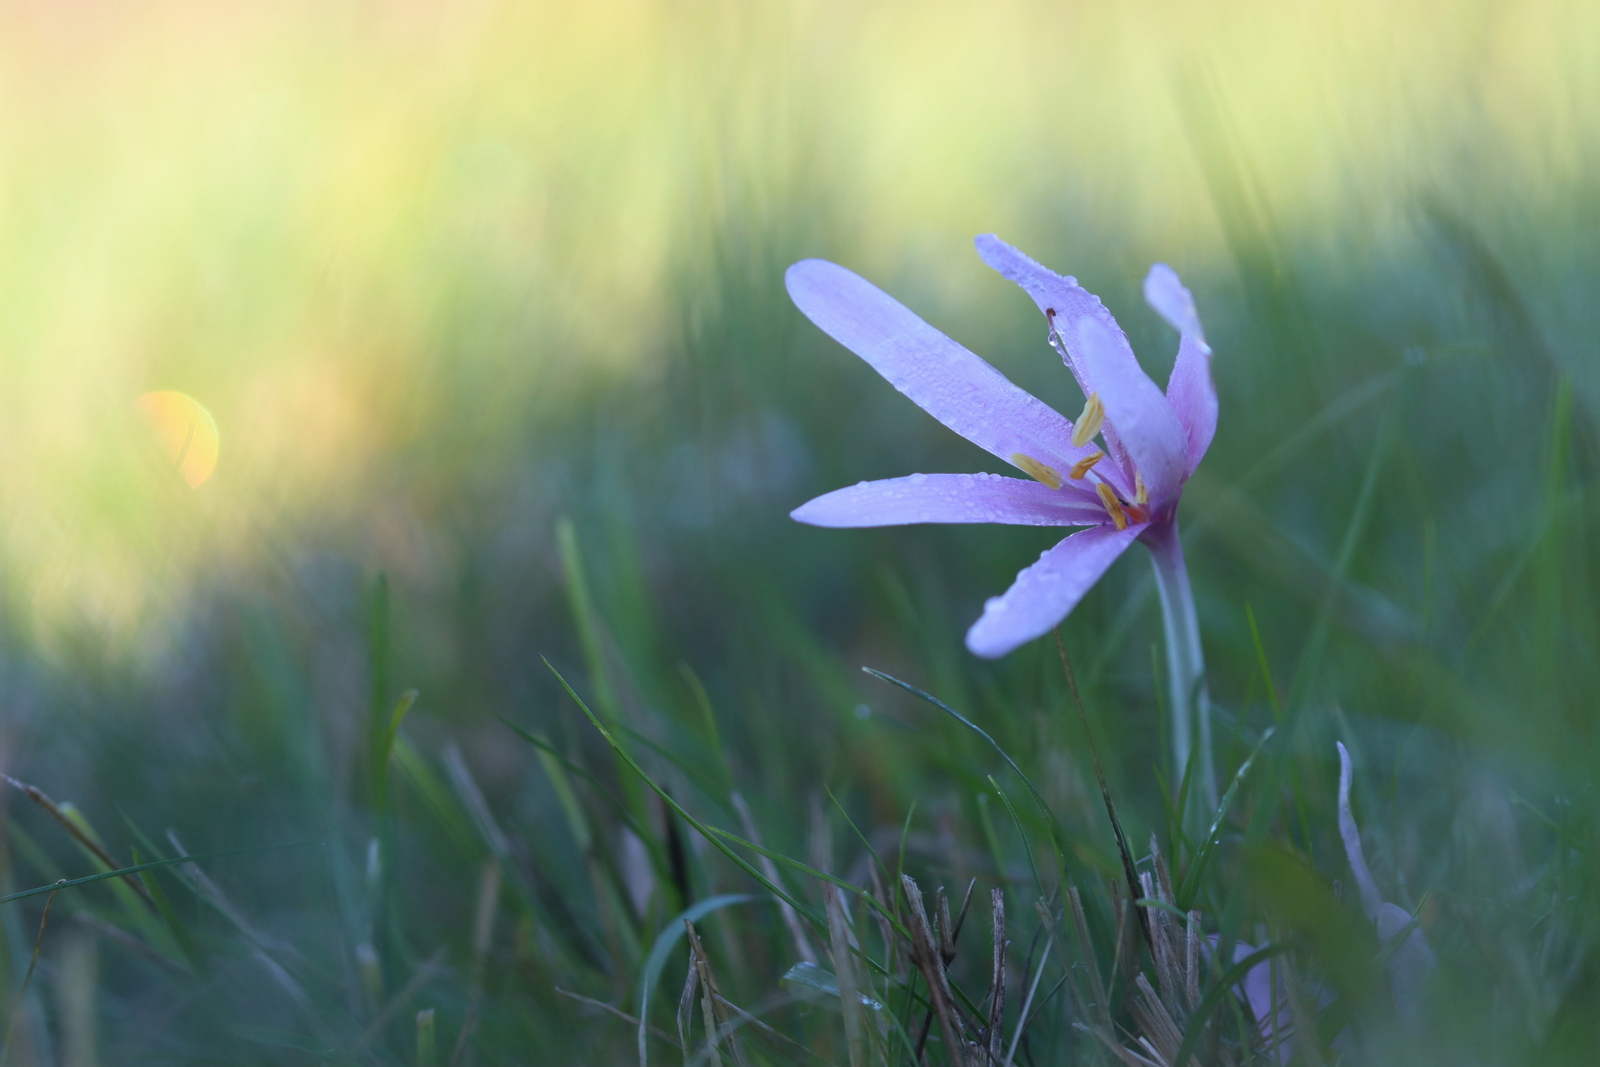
791, 473, 1105, 528
964, 522, 1143, 658
1146, 263, 1216, 477
974, 235, 1188, 509
1074, 315, 1189, 511
785, 259, 1093, 477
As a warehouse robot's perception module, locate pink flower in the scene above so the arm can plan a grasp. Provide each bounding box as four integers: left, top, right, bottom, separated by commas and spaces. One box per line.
787, 235, 1216, 660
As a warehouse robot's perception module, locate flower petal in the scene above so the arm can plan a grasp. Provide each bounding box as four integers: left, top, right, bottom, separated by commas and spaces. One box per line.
1146, 264, 1216, 477
974, 235, 1189, 511
792, 472, 1105, 529
1341, 742, 1436, 1028
1231, 940, 1294, 1063
1337, 742, 1385, 923
785, 258, 1093, 477
964, 521, 1144, 658
1074, 316, 1190, 513
1377, 902, 1436, 1027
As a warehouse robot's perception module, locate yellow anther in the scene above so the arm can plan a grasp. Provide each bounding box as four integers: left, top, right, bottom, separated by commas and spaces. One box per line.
1096, 483, 1128, 530
1011, 452, 1062, 490
1067, 451, 1104, 480
1071, 393, 1105, 448
1135, 471, 1148, 505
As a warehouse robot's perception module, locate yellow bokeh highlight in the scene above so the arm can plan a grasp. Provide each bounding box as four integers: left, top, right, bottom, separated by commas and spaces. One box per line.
135, 392, 220, 488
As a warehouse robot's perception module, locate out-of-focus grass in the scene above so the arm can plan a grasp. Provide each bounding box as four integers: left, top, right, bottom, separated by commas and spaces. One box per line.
0, 0, 1596, 1063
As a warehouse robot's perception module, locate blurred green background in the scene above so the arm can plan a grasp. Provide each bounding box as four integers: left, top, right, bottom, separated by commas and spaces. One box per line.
0, 0, 1596, 1062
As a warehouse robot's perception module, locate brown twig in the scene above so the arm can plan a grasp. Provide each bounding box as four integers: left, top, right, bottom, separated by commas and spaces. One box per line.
1066, 887, 1108, 1022
916, 878, 976, 1058
825, 884, 869, 1067
903, 875, 966, 1067
20, 881, 64, 996
986, 890, 1006, 1066
678, 951, 701, 1062
683, 920, 748, 1067
685, 924, 723, 1067
552, 986, 680, 1047
4, 775, 156, 908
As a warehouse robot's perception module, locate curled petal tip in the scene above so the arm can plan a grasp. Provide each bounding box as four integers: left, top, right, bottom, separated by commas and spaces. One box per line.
963, 631, 1009, 660
784, 257, 841, 301
973, 233, 1077, 288
1144, 262, 1205, 342
963, 523, 1142, 659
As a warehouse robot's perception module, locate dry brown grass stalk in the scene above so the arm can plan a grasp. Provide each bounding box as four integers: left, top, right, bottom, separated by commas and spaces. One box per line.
902, 875, 967, 1067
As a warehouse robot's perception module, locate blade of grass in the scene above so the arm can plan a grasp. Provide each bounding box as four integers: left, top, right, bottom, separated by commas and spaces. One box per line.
680, 665, 736, 799
1053, 635, 1150, 958
862, 668, 1081, 887
0, 841, 316, 906
4, 776, 156, 909
131, 846, 205, 974
1244, 605, 1284, 723
371, 689, 420, 816
1171, 945, 1288, 1067
1291, 400, 1399, 703
547, 659, 828, 930
825, 884, 869, 1067
1175, 728, 1275, 911
498, 714, 662, 867
824, 786, 887, 890
636, 895, 764, 1067
986, 779, 1042, 900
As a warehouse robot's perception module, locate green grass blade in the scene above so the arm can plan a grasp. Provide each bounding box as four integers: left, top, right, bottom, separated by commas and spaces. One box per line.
1176, 728, 1275, 912
1172, 944, 1288, 1067
861, 668, 1079, 878
635, 893, 765, 1067
131, 845, 205, 974
0, 841, 317, 907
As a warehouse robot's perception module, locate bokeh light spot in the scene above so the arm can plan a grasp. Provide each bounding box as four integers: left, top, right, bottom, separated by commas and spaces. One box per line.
135, 391, 220, 488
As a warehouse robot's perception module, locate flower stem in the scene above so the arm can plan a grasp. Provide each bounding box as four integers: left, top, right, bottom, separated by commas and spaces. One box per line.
1143, 520, 1217, 813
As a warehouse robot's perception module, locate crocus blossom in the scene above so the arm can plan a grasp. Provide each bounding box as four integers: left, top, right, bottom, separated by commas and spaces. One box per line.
1337, 742, 1436, 1027
1212, 936, 1294, 1063
787, 235, 1218, 794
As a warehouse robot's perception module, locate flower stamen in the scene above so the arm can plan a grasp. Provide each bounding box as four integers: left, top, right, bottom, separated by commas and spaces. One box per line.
1067, 451, 1104, 480
1096, 483, 1128, 530
1010, 453, 1062, 490
1071, 393, 1105, 448
1135, 471, 1148, 505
